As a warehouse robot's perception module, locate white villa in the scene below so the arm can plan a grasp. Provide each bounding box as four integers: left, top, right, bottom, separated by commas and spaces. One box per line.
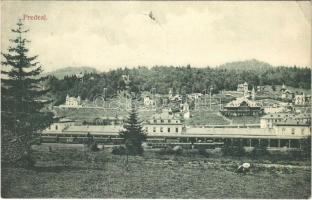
59, 95, 82, 108
143, 111, 183, 135
143, 96, 156, 107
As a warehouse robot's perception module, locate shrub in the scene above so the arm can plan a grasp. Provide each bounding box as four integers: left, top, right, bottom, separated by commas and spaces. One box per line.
90, 142, 99, 152
222, 140, 245, 157
198, 147, 209, 157
158, 146, 182, 155
251, 142, 268, 158
112, 146, 126, 155
17, 152, 36, 168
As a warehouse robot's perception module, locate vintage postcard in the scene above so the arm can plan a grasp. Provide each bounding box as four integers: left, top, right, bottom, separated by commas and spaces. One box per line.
1, 1, 311, 199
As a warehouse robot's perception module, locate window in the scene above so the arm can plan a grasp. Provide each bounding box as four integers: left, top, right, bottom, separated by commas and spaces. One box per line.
291, 128, 295, 135
168, 128, 170, 132
168, 119, 171, 123
153, 127, 156, 133
145, 127, 148, 132
160, 127, 163, 132
176, 128, 179, 133
282, 128, 285, 134
153, 120, 157, 123
55, 125, 58, 130
161, 120, 164, 123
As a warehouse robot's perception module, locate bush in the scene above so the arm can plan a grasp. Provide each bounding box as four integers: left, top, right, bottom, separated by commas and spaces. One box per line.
251, 143, 268, 158
17, 152, 36, 168
198, 147, 209, 157
158, 146, 183, 155
111, 146, 126, 155
222, 142, 245, 157
90, 142, 99, 152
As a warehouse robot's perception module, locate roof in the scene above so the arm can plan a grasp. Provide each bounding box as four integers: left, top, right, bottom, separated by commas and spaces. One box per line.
54, 118, 75, 123
261, 113, 294, 119
42, 126, 309, 139
261, 113, 310, 120
225, 97, 262, 108
41, 125, 122, 136
96, 116, 124, 120
260, 99, 286, 106
152, 111, 179, 120
183, 127, 306, 139
66, 125, 122, 132
275, 119, 311, 126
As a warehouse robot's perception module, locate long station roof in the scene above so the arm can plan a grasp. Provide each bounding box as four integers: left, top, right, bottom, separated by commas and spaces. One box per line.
41, 125, 309, 139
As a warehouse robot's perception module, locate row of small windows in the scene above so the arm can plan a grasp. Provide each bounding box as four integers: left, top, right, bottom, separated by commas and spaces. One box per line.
145, 127, 179, 133
48, 125, 58, 130
152, 119, 179, 124
281, 128, 306, 135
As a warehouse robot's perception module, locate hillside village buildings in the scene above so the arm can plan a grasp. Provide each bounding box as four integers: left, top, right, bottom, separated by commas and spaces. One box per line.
41, 80, 310, 151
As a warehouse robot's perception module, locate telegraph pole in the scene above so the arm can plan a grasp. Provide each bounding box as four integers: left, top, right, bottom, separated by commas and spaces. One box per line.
103, 87, 107, 108
209, 87, 213, 111
151, 87, 156, 110
202, 89, 207, 110
122, 75, 131, 110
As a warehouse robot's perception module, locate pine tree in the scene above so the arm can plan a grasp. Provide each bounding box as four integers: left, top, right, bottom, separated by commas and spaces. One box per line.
119, 98, 146, 155
1, 19, 54, 166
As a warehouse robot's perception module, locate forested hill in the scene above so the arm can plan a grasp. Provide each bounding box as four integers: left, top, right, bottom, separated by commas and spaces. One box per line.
44, 60, 311, 105
42, 67, 98, 79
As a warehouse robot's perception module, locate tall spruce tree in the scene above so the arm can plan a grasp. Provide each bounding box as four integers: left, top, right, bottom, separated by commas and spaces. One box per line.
1, 19, 54, 166
119, 98, 146, 155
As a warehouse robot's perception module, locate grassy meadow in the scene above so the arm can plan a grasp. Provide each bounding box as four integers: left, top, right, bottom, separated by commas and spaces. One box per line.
1, 143, 311, 198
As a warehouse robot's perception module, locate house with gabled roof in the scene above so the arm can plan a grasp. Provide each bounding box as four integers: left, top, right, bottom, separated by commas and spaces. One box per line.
220, 97, 263, 116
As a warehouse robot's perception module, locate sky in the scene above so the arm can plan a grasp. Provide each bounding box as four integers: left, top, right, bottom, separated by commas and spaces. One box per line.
1, 1, 311, 72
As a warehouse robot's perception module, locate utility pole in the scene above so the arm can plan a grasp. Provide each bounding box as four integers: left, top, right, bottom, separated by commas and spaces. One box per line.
103, 87, 107, 108
151, 87, 156, 110
210, 87, 213, 111
219, 97, 222, 110
122, 75, 131, 110
202, 89, 207, 110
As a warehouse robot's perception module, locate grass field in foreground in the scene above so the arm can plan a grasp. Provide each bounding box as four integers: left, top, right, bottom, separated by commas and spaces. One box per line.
1, 145, 311, 198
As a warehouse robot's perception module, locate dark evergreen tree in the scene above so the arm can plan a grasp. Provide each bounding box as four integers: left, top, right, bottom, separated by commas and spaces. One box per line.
1, 19, 54, 166
119, 98, 146, 155
300, 135, 311, 159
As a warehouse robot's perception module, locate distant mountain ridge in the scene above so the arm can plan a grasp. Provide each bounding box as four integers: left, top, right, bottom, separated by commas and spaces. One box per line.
42, 67, 98, 79
43, 59, 283, 79
218, 59, 273, 71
